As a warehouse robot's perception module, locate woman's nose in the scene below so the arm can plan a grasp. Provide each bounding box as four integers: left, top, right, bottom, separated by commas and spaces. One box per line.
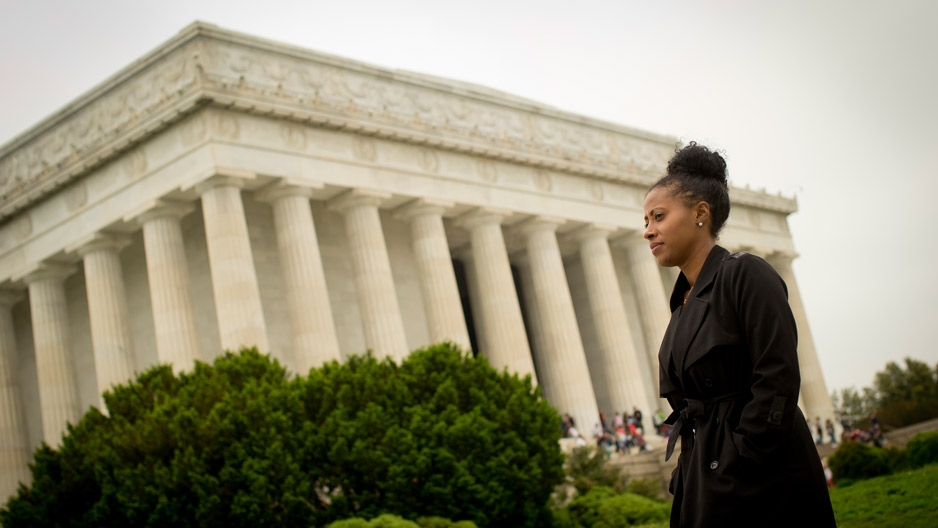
644, 225, 654, 239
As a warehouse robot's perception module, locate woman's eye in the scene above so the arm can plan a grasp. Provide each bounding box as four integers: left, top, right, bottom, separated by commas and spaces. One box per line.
655, 213, 664, 221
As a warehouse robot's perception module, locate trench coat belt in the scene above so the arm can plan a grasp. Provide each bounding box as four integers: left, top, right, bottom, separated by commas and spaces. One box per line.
664, 392, 740, 462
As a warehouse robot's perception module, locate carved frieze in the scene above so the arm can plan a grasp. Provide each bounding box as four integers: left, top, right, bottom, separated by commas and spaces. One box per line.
0, 40, 201, 209
195, 37, 675, 176
0, 24, 793, 221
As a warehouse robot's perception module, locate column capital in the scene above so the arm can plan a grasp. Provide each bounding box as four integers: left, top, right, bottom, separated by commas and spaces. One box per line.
569, 223, 619, 243
456, 207, 512, 230
68, 232, 133, 257
0, 288, 24, 309
609, 230, 646, 250
393, 198, 454, 222
765, 249, 799, 264
19, 262, 76, 284
327, 188, 391, 213
192, 172, 256, 195
254, 179, 325, 204
515, 215, 565, 237
125, 199, 195, 225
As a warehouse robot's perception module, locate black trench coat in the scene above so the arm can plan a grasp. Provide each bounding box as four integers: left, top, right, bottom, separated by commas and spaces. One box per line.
659, 246, 835, 528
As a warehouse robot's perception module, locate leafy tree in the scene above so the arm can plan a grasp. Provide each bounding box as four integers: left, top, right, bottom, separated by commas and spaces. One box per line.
874, 358, 938, 404
832, 386, 878, 430
1, 343, 564, 528
833, 357, 938, 429
874, 358, 938, 427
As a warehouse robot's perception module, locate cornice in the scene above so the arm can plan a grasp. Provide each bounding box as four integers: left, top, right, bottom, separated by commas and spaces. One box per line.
0, 22, 796, 221
729, 186, 798, 214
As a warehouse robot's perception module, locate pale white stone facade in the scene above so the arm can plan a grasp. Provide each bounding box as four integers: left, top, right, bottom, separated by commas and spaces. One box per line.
0, 22, 835, 501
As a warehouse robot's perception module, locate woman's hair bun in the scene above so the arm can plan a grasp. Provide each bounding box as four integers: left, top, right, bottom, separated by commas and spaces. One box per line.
666, 141, 728, 188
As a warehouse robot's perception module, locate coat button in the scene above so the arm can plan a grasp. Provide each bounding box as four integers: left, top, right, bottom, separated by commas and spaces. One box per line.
704, 378, 713, 387
710, 460, 719, 470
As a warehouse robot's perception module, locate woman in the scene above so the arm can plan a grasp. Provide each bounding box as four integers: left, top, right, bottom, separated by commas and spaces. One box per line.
644, 143, 835, 527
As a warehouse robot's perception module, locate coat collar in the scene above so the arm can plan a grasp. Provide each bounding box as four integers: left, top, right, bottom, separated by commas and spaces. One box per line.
668, 245, 730, 312
666, 245, 730, 377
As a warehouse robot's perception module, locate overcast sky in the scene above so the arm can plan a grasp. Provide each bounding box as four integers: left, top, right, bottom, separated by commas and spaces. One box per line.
2, 0, 936, 395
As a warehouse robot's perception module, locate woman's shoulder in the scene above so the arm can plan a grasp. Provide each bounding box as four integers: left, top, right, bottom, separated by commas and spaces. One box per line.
717, 248, 786, 290
720, 249, 775, 272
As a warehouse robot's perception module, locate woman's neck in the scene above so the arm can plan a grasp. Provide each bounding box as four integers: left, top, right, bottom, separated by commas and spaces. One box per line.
680, 241, 716, 288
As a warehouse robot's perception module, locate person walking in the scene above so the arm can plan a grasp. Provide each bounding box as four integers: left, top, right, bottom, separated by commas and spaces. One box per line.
645, 142, 835, 527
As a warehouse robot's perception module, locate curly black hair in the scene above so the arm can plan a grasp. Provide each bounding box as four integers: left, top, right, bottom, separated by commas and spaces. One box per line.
649, 141, 730, 237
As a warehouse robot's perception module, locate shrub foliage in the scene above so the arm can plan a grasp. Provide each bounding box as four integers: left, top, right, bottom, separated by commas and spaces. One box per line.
0, 344, 564, 527
553, 486, 669, 528
326, 514, 478, 528
829, 441, 891, 483
906, 430, 938, 469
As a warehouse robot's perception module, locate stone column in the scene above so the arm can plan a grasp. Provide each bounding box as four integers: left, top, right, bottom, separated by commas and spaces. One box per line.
328, 189, 409, 361
574, 225, 654, 416
455, 247, 488, 355
74, 234, 136, 407
621, 235, 672, 410
23, 264, 81, 447
515, 256, 548, 393
518, 216, 599, 431
395, 199, 471, 351
256, 182, 341, 372
196, 176, 269, 353
768, 252, 835, 422
457, 209, 537, 381
0, 290, 31, 498
133, 200, 201, 372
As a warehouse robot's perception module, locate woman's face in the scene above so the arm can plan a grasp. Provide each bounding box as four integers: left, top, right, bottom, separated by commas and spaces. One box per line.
643, 185, 703, 268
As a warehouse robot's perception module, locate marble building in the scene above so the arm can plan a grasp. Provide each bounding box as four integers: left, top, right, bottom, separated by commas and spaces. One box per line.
0, 22, 834, 500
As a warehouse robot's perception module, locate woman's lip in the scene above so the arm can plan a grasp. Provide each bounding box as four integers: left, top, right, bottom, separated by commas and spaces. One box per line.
650, 243, 662, 254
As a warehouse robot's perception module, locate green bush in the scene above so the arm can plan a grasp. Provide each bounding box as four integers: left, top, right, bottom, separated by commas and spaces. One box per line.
549, 508, 577, 528
0, 344, 561, 528
560, 486, 670, 528
327, 515, 478, 528
884, 446, 909, 472
564, 447, 624, 495
906, 430, 938, 468
328, 519, 375, 528
328, 514, 420, 528
305, 343, 564, 526
415, 517, 478, 528
829, 441, 891, 482
625, 477, 663, 500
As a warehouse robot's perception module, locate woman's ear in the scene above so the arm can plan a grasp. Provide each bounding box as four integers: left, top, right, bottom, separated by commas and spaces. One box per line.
694, 201, 711, 225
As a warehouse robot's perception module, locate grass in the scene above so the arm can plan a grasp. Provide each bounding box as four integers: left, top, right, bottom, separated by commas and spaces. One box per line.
829, 463, 938, 528
630, 464, 938, 528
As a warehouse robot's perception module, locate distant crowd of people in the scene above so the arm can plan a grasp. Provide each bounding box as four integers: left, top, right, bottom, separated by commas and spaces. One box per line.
812, 412, 889, 448
838, 411, 886, 448
561, 408, 667, 456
